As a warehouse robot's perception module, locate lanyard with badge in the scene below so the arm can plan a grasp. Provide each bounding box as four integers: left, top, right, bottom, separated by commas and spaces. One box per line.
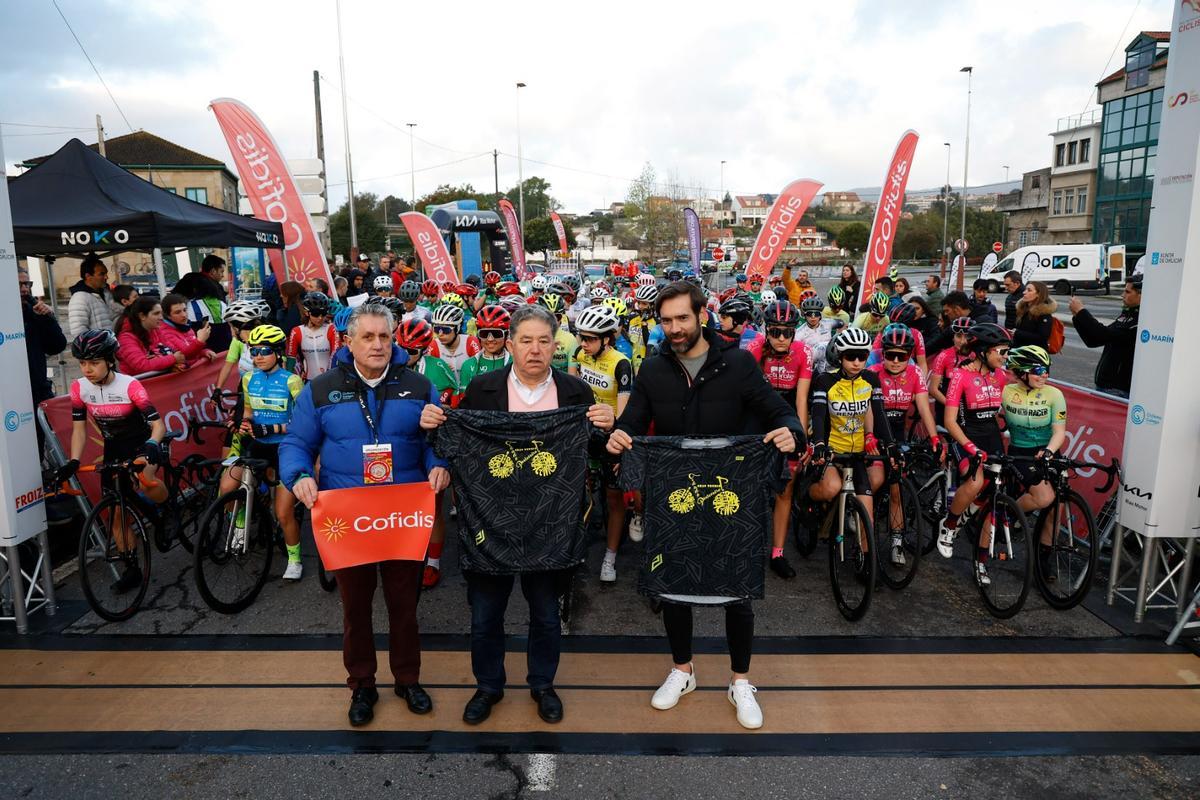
357, 380, 393, 485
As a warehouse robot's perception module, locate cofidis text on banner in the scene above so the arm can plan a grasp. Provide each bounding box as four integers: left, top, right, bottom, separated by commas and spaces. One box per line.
311, 483, 435, 571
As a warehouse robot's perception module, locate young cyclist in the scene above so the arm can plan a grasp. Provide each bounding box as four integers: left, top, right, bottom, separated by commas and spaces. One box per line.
745, 275, 764, 304
937, 323, 1012, 586
457, 305, 512, 388
746, 300, 813, 580
58, 329, 168, 593
430, 303, 480, 384
717, 296, 763, 350
419, 279, 441, 309
602, 297, 635, 360
224, 325, 305, 581
537, 293, 580, 374
628, 284, 660, 372
824, 285, 851, 327
398, 281, 431, 324
372, 274, 395, 298
852, 292, 893, 335
216, 300, 265, 391
287, 292, 338, 380
928, 317, 974, 407
795, 296, 833, 373
574, 304, 634, 583
1001, 345, 1068, 582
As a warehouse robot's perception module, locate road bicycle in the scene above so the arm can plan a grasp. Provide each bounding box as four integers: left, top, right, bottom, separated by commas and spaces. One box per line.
488, 440, 558, 478
153, 422, 227, 553
872, 447, 926, 590
667, 473, 741, 516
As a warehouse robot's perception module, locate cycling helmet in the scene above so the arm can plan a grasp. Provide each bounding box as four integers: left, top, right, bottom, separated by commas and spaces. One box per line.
635, 284, 659, 304
302, 291, 331, 315
602, 296, 629, 317
589, 285, 610, 300
734, 272, 748, 283
498, 295, 526, 313
827, 285, 846, 307
545, 280, 570, 297
888, 303, 918, 325
538, 293, 566, 315
484, 271, 501, 286
800, 296, 825, 315
562, 274, 582, 292
967, 322, 1012, 353
396, 318, 435, 351
760, 289, 778, 306
1007, 345, 1052, 373
421, 279, 440, 297
880, 323, 916, 352
575, 304, 621, 335
465, 274, 482, 287
397, 281, 421, 302
763, 300, 799, 327
431, 304, 464, 328
377, 296, 403, 317
665, 268, 683, 281
833, 326, 872, 352
441, 292, 466, 310
868, 291, 891, 316
247, 324, 286, 349
455, 282, 479, 299
373, 274, 394, 292
797, 288, 818, 303
748, 274, 764, 285
333, 306, 353, 334
531, 274, 548, 292
224, 300, 261, 325
718, 297, 753, 321
637, 272, 656, 287
71, 329, 119, 361
495, 281, 523, 297
950, 316, 975, 334
684, 274, 702, 286
253, 299, 273, 319
475, 304, 511, 331
768, 275, 783, 286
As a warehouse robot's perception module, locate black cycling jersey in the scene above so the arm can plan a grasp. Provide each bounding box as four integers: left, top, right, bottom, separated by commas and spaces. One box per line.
620, 435, 785, 604
433, 406, 591, 574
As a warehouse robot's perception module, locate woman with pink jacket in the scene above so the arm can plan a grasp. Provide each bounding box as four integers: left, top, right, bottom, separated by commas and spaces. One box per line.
157, 292, 218, 366
115, 297, 186, 376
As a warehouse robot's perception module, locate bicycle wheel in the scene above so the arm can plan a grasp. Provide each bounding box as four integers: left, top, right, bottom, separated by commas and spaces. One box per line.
789, 475, 819, 558
174, 457, 221, 553
875, 478, 924, 590
77, 495, 152, 622
826, 494, 876, 622
1034, 489, 1098, 610
969, 493, 1033, 619
194, 488, 275, 614
913, 465, 949, 556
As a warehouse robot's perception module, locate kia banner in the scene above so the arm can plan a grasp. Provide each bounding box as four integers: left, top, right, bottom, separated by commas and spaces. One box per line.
683, 207, 701, 274
744, 179, 823, 280
209, 98, 335, 290
549, 210, 569, 256
497, 199, 530, 280
310, 483, 436, 571
40, 359, 235, 506
399, 211, 459, 285
861, 130, 919, 289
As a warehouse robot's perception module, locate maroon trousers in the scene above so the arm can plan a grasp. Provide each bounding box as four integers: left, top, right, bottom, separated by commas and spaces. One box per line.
336, 559, 423, 690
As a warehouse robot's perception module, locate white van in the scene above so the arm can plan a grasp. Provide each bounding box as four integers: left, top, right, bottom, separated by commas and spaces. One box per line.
979, 244, 1125, 295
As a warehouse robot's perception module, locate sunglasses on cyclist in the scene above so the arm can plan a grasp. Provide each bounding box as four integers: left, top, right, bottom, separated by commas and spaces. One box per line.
402, 346, 424, 359
1024, 366, 1050, 376
994, 348, 1010, 357
433, 325, 458, 335
767, 327, 795, 339
870, 312, 885, 318
842, 350, 869, 362
308, 310, 326, 317
249, 346, 277, 357
578, 334, 601, 344
477, 329, 506, 340
802, 310, 822, 318
883, 351, 910, 362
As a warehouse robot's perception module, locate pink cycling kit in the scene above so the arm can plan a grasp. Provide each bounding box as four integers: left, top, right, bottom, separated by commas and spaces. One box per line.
868, 363, 928, 438
746, 339, 813, 405
873, 328, 925, 360
70, 372, 160, 442
944, 366, 1007, 462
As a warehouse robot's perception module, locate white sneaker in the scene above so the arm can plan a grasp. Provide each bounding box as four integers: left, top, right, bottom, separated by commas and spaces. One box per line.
283, 561, 303, 581
890, 534, 906, 566
628, 514, 644, 543
975, 560, 991, 586
651, 665, 696, 710
936, 523, 957, 559
600, 560, 617, 583
728, 679, 763, 730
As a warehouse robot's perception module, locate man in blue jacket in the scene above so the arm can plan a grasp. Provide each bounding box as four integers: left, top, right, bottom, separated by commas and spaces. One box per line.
281, 303, 449, 727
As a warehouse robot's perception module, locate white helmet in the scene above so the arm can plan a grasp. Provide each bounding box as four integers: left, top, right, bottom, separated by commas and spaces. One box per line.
225, 300, 261, 325
760, 289, 777, 306
589, 285, 610, 300
635, 284, 658, 303
373, 275, 393, 292
833, 326, 872, 351
431, 304, 464, 328
531, 274, 548, 292
636, 272, 656, 287
575, 304, 620, 335
253, 299, 272, 319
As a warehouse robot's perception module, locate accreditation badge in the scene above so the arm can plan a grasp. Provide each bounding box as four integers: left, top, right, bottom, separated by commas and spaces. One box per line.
362, 443, 394, 485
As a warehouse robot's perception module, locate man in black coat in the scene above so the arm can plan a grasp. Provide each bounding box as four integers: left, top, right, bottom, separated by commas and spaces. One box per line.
1002, 270, 1024, 329
606, 281, 803, 731
18, 268, 67, 456
419, 304, 615, 727
1069, 277, 1141, 396
172, 254, 232, 352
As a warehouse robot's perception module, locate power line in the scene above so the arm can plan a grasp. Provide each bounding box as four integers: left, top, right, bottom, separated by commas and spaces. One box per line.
327, 151, 492, 188
52, 0, 133, 133
0, 121, 93, 130
1080, 0, 1143, 114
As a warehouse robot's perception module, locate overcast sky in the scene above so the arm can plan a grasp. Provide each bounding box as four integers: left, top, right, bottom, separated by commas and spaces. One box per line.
0, 0, 1172, 214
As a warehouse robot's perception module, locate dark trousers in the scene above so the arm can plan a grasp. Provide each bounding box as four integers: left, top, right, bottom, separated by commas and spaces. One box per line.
662, 601, 754, 674
336, 559, 422, 690
466, 570, 562, 694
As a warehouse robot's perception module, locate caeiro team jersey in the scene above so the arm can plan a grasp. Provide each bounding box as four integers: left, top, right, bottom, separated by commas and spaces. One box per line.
575, 347, 633, 412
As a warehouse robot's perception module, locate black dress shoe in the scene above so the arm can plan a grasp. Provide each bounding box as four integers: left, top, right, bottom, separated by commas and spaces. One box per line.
395, 683, 433, 714
348, 687, 379, 727
462, 689, 503, 725
531, 687, 563, 724
770, 555, 796, 580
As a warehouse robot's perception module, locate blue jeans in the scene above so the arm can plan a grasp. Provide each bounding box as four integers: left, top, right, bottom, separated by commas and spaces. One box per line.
466, 570, 563, 693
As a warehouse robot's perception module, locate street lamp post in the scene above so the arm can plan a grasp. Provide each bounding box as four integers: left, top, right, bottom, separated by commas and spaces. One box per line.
958, 66, 973, 291
941, 142, 951, 280
1001, 165, 1010, 248
720, 160, 726, 229
406, 122, 417, 212
516, 82, 526, 233
335, 0, 357, 253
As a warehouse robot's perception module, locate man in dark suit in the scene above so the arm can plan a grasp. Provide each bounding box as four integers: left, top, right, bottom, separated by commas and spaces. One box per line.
420, 304, 614, 725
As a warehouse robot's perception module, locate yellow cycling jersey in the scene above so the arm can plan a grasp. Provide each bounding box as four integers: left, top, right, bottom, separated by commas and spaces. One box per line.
810, 369, 886, 454
627, 314, 658, 371
575, 347, 633, 412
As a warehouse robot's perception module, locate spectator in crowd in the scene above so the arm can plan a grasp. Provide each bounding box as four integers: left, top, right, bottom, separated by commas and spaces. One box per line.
282, 303, 448, 727
906, 296, 939, 342
17, 268, 67, 454
276, 281, 305, 335
1002, 270, 1024, 329
1069, 277, 1142, 397
923, 274, 945, 318
860, 276, 900, 312
67, 253, 121, 337
838, 264, 862, 312
348, 270, 367, 296
970, 278, 999, 323
158, 292, 218, 367
926, 290, 974, 356
334, 276, 350, 306
780, 263, 812, 305
173, 254, 232, 352
261, 272, 282, 316
1011, 281, 1057, 350
112, 284, 140, 314
894, 276, 914, 300
115, 297, 185, 375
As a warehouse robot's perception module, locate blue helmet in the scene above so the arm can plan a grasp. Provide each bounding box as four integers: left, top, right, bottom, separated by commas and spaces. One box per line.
734, 272, 748, 283
333, 306, 353, 334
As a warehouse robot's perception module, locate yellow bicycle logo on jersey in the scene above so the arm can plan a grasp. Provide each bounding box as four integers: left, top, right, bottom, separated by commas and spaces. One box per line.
488, 440, 558, 479
668, 473, 741, 516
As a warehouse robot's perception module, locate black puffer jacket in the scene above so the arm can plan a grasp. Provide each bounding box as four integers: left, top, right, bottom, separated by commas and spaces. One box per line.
1073, 305, 1139, 393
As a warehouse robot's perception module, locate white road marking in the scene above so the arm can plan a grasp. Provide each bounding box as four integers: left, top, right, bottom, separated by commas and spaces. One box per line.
527, 753, 557, 792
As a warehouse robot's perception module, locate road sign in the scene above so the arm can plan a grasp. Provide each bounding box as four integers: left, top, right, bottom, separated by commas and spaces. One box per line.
955, 238, 968, 253
712, 247, 725, 261
993, 241, 1003, 253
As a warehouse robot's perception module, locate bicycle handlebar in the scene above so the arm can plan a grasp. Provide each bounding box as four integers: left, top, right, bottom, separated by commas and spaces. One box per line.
188, 419, 229, 446
53, 457, 162, 497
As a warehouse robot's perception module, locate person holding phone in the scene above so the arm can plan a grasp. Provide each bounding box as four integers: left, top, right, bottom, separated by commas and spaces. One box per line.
159, 292, 218, 368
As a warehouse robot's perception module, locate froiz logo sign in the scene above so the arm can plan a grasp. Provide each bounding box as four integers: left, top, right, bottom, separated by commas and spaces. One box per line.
1168, 90, 1199, 108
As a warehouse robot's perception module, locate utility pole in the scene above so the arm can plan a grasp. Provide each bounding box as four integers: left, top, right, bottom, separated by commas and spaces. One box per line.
335, 0, 358, 254
313, 70, 329, 257
95, 114, 105, 157
406, 122, 417, 211
958, 66, 973, 291
941, 142, 951, 280
493, 149, 500, 198
516, 82, 526, 232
